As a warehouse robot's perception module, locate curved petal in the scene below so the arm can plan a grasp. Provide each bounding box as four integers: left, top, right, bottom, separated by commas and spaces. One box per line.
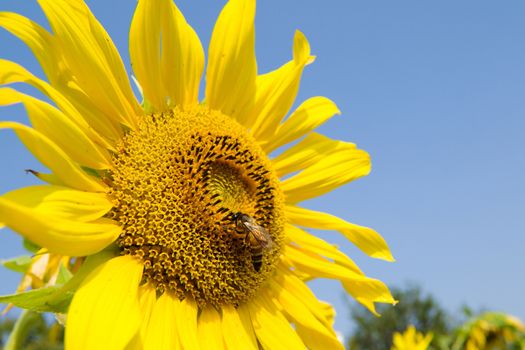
285, 205, 394, 261
0, 196, 120, 257
160, 0, 204, 107
285, 245, 395, 315
281, 142, 371, 204
0, 87, 111, 169
247, 290, 306, 349
0, 122, 104, 192
198, 306, 224, 350
0, 59, 120, 147
0, 12, 59, 86
221, 305, 257, 350
37, 0, 141, 127
66, 256, 143, 350
129, 0, 164, 111
276, 266, 336, 330
1, 185, 112, 222
141, 292, 181, 350
262, 96, 340, 153
286, 224, 362, 274
249, 31, 316, 141
271, 133, 355, 178
270, 277, 343, 350
206, 0, 256, 125
176, 297, 200, 350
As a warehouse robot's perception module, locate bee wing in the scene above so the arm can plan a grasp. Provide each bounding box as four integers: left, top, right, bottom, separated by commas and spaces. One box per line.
243, 221, 273, 249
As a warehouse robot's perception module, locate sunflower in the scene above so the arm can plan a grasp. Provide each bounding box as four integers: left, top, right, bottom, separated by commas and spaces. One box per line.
391, 326, 433, 350
0, 0, 395, 348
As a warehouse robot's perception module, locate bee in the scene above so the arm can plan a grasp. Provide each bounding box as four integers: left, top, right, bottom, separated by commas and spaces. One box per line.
233, 212, 273, 272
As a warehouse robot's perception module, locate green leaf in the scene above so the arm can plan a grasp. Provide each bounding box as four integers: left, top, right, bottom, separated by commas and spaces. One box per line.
56, 264, 73, 285
4, 309, 42, 350
0, 286, 73, 313
22, 238, 40, 254
0, 255, 32, 273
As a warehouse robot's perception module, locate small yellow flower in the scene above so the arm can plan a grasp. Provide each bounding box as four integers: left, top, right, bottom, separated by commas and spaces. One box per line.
391, 326, 433, 350
0, 0, 395, 348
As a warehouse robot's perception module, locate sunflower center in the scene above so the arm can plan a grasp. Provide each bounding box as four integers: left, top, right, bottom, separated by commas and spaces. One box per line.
106, 106, 284, 307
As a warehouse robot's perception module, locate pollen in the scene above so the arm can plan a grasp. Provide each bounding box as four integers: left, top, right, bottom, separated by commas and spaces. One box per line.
106, 106, 285, 307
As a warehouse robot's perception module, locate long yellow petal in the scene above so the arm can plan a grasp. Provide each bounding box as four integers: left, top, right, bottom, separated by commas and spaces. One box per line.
250, 31, 316, 141
272, 133, 355, 178
262, 97, 340, 153
37, 0, 141, 127
0, 59, 120, 147
176, 298, 200, 350
276, 266, 336, 330
286, 224, 362, 274
1, 185, 112, 222
248, 290, 305, 350
0, 87, 111, 169
124, 285, 156, 350
285, 205, 394, 261
0, 196, 120, 257
221, 305, 258, 350
160, 0, 204, 107
281, 144, 371, 203
129, 0, 165, 111
285, 246, 395, 315
270, 278, 343, 350
0, 122, 104, 192
0, 12, 59, 85
206, 0, 256, 125
141, 293, 181, 350
66, 256, 143, 350
198, 306, 224, 350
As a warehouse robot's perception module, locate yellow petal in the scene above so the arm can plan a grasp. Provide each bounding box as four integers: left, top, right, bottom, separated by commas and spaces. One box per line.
141, 292, 181, 350
206, 0, 256, 125
176, 297, 200, 350
0, 87, 111, 169
272, 133, 354, 178
285, 245, 395, 315
198, 306, 224, 350
270, 278, 343, 350
0, 195, 120, 257
125, 285, 157, 350
250, 31, 316, 141
0, 12, 59, 85
129, 0, 165, 111
0, 122, 104, 192
1, 185, 112, 222
262, 96, 340, 153
285, 205, 394, 261
66, 256, 143, 350
160, 0, 204, 107
281, 144, 371, 204
37, 0, 141, 127
285, 224, 362, 274
221, 305, 258, 350
248, 290, 306, 349
276, 267, 336, 330
0, 58, 120, 148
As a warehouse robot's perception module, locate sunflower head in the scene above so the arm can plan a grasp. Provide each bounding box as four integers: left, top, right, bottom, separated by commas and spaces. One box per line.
108, 105, 285, 306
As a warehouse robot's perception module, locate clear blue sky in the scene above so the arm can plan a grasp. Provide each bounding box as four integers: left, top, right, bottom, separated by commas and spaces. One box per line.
1, 0, 524, 340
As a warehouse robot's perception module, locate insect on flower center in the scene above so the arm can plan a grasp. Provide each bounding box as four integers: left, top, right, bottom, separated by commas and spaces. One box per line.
106, 106, 284, 307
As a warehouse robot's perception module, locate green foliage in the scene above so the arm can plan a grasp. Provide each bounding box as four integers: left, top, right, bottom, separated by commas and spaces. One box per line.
347, 284, 453, 350
0, 287, 73, 314
0, 312, 63, 350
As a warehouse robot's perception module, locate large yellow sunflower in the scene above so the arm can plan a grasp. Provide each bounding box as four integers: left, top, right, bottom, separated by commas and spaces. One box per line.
0, 0, 395, 348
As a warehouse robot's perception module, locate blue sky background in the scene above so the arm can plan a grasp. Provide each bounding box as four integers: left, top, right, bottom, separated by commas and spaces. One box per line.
1, 0, 524, 341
